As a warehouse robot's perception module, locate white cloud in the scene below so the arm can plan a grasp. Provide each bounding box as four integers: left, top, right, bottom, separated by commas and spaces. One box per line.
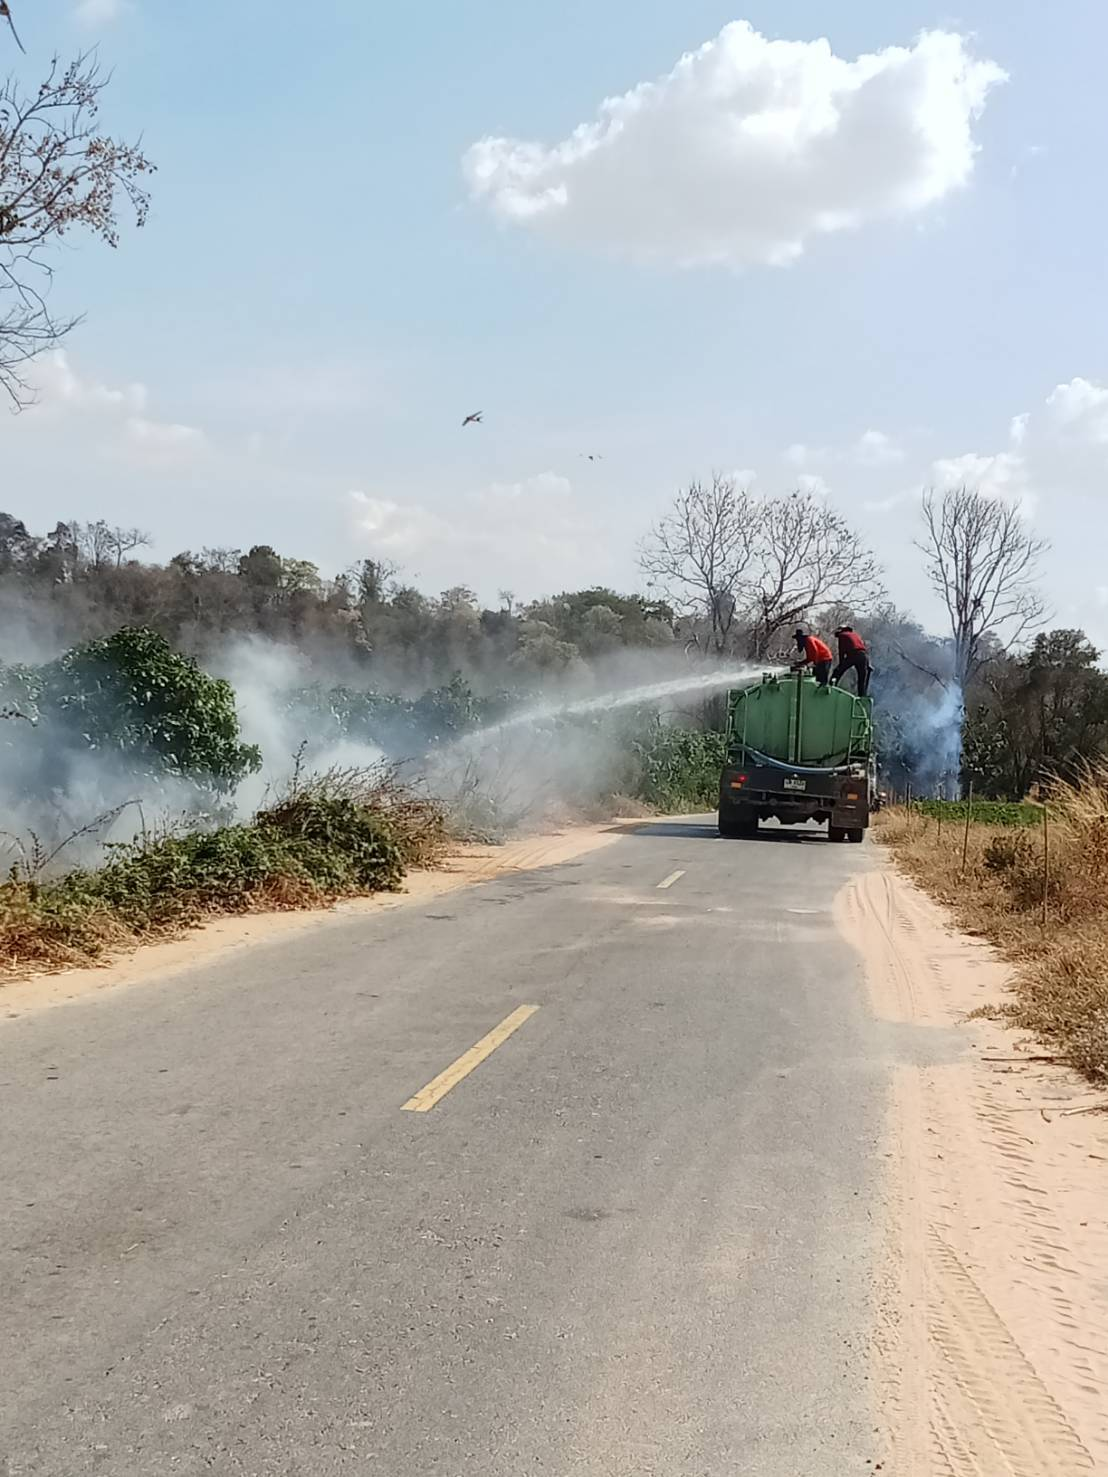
75, 0, 123, 26
472, 471, 573, 509
12, 351, 206, 467
930, 449, 1031, 508
347, 494, 449, 558
926, 375, 1108, 519
33, 350, 147, 414
855, 429, 904, 466
464, 23, 1005, 268
797, 472, 831, 498
349, 472, 607, 595
1045, 377, 1108, 443
121, 417, 207, 466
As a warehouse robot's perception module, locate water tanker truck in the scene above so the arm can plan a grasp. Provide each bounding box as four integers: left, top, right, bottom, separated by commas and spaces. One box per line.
718, 672, 875, 842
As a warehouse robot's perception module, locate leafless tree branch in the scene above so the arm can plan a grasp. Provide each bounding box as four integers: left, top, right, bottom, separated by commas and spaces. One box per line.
916, 487, 1049, 689
1, 53, 155, 406
640, 481, 885, 659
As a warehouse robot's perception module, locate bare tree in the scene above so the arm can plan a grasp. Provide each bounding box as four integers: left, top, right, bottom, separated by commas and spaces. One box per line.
641, 481, 883, 658
1, 54, 154, 406
71, 519, 150, 570
744, 491, 885, 659
917, 487, 1048, 689
107, 525, 151, 567
640, 475, 755, 654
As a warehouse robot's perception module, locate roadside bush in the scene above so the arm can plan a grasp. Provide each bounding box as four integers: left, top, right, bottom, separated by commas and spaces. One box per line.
0, 765, 449, 973
629, 721, 726, 811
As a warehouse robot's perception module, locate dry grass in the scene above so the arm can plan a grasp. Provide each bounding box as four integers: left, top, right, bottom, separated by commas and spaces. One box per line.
878, 768, 1108, 1084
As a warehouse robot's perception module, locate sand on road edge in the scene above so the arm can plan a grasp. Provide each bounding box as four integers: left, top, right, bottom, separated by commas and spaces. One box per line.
841, 863, 1108, 1475
0, 822, 626, 1020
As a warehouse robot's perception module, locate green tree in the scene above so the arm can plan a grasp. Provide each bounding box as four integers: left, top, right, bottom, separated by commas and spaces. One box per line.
964, 630, 1108, 797
41, 627, 261, 788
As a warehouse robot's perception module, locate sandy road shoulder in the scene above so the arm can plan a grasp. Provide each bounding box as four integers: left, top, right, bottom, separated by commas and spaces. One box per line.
842, 865, 1108, 1475
0, 823, 624, 1021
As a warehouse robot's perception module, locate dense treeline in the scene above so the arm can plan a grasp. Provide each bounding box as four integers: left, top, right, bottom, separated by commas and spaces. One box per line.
0, 513, 677, 687
3, 503, 1108, 802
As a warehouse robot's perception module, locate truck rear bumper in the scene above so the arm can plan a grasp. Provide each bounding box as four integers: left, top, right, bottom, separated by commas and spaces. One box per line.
720, 764, 870, 829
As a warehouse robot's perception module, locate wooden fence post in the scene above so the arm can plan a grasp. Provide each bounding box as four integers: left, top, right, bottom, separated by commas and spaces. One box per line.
961, 781, 974, 875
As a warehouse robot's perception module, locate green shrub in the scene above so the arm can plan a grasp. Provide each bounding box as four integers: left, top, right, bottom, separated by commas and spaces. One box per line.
0, 776, 423, 970
629, 722, 726, 811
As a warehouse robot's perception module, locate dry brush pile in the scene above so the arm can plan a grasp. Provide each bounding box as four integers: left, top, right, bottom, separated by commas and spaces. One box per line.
879, 768, 1108, 1084
0, 765, 451, 975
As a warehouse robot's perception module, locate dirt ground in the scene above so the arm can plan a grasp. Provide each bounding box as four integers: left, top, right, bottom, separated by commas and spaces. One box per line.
0, 823, 626, 1019
843, 865, 1108, 1474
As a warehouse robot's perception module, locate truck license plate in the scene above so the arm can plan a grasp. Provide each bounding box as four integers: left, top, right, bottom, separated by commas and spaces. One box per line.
783, 777, 806, 791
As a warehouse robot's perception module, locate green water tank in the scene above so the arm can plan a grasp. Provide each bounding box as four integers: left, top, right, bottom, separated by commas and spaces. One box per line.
726, 674, 873, 770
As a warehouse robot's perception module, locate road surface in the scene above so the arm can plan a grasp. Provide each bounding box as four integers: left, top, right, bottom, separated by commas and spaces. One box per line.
1, 819, 891, 1475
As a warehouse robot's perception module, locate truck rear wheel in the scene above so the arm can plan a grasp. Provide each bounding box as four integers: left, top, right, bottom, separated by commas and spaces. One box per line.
828, 825, 846, 843
847, 828, 865, 844
719, 806, 757, 838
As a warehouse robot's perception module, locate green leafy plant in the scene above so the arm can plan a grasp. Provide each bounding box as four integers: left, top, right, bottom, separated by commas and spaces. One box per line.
911, 798, 1042, 828
39, 627, 261, 789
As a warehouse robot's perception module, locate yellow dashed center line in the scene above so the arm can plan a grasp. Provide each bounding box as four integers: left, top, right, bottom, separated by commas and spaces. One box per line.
657, 870, 686, 890
401, 1005, 540, 1113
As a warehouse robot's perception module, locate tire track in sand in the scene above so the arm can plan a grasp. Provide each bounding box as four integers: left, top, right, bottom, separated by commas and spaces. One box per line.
841, 867, 1107, 1473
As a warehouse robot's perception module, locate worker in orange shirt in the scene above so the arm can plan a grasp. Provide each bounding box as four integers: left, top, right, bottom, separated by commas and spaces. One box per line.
791, 628, 834, 686
832, 625, 872, 696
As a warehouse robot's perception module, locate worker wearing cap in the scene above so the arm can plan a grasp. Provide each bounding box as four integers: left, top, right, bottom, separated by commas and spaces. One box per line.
792, 628, 833, 686
832, 625, 871, 696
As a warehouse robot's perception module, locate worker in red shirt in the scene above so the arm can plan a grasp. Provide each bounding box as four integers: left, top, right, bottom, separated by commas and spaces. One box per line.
832, 625, 871, 696
791, 628, 834, 686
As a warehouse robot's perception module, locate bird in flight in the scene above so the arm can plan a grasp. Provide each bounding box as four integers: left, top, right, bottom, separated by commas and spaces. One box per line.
579, 453, 604, 462
0, 2, 25, 51
461, 412, 483, 428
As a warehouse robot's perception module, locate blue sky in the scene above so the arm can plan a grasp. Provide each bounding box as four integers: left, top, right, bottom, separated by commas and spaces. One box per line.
4, 1, 1108, 644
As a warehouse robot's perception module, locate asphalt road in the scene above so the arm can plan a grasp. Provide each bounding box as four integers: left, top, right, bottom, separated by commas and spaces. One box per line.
1, 819, 889, 1476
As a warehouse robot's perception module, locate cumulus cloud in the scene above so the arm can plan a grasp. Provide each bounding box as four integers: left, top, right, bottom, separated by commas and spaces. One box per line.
11, 351, 207, 467
855, 429, 904, 466
929, 449, 1030, 508
1045, 377, 1108, 443
905, 375, 1108, 519
33, 351, 147, 414
464, 22, 1005, 268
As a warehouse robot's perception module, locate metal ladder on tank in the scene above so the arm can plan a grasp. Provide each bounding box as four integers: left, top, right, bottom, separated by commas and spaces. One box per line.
845, 699, 871, 765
